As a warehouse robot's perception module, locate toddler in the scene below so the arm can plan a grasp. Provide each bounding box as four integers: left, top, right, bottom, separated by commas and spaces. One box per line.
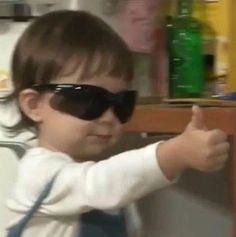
2, 10, 229, 237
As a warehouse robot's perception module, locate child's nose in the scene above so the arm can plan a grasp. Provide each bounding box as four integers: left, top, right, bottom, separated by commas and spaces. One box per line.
98, 108, 118, 124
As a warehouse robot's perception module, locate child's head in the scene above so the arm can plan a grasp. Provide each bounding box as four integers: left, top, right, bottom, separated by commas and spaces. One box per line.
6, 10, 136, 159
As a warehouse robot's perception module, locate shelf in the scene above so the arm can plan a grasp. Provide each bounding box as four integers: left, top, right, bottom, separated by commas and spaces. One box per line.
137, 96, 236, 107
125, 105, 236, 134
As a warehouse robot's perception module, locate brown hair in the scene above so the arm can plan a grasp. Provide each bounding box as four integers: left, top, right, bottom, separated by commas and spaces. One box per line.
1, 10, 134, 135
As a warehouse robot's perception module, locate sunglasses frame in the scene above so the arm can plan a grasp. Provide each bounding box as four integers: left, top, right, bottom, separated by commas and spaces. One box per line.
31, 83, 137, 123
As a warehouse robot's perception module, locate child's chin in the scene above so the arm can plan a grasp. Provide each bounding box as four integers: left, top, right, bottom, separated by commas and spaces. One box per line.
83, 144, 116, 161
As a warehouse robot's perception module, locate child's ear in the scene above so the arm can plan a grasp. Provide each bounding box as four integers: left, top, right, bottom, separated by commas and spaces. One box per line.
18, 89, 44, 122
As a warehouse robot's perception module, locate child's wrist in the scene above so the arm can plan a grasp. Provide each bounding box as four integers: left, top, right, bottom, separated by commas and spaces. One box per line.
156, 136, 187, 180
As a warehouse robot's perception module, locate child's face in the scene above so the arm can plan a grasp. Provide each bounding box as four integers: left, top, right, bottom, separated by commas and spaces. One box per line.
37, 74, 131, 161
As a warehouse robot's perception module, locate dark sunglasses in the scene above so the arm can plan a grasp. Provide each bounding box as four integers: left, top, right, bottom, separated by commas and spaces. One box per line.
31, 84, 137, 123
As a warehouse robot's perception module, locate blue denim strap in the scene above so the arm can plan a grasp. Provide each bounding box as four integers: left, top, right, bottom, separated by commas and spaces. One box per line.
7, 170, 128, 237
7, 171, 60, 237
79, 209, 128, 237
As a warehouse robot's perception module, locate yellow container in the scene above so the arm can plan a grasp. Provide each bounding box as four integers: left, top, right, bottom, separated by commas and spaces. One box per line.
193, 0, 229, 79
226, 0, 236, 92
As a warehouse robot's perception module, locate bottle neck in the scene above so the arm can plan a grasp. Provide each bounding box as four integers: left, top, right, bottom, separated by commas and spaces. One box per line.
177, 0, 193, 17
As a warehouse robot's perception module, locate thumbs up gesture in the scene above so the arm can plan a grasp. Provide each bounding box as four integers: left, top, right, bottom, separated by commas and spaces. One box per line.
157, 105, 230, 180
185, 105, 207, 131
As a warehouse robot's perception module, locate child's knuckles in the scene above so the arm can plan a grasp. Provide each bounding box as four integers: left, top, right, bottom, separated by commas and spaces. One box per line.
212, 162, 225, 171
222, 155, 228, 162
206, 131, 226, 145
204, 133, 216, 145
212, 129, 227, 140
203, 148, 214, 159
223, 145, 230, 156
217, 154, 228, 162
197, 154, 226, 172
204, 161, 224, 172
207, 165, 224, 172
224, 142, 230, 152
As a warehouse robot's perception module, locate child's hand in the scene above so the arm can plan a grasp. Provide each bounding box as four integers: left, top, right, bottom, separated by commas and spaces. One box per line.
157, 105, 230, 180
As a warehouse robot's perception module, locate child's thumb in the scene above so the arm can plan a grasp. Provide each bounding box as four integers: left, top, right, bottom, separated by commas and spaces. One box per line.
186, 105, 207, 131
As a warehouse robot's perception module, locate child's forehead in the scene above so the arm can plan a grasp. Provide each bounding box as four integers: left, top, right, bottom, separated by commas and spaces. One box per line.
51, 48, 132, 84
55, 60, 86, 82
52, 56, 131, 90
51, 64, 130, 93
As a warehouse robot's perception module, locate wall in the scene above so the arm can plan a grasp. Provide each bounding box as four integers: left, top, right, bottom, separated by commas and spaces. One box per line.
0, 0, 119, 71
0, 148, 19, 237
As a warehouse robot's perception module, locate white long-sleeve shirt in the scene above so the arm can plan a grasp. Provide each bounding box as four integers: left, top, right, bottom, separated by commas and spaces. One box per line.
6, 142, 172, 237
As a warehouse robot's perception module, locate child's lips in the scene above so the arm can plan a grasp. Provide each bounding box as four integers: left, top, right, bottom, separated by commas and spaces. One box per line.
92, 134, 112, 141
96, 134, 112, 138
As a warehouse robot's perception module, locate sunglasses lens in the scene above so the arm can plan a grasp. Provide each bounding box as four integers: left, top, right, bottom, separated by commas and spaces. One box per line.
50, 89, 109, 120
47, 84, 136, 123
113, 91, 136, 123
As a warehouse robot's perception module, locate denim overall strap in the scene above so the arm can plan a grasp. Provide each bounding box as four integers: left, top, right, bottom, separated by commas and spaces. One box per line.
7, 171, 60, 237
79, 209, 128, 237
7, 170, 129, 237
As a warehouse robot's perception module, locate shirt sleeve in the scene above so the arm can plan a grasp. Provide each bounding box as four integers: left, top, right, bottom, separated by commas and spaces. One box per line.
7, 142, 172, 216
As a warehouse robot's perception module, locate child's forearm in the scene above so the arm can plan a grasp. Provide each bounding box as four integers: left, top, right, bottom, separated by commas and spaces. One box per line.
79, 142, 172, 209
157, 137, 185, 180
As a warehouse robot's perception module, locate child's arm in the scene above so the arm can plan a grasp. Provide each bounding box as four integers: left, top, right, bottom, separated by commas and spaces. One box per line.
7, 106, 229, 216
7, 142, 170, 215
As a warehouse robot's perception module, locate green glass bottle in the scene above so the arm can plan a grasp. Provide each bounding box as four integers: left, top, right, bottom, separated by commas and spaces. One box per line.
169, 0, 204, 98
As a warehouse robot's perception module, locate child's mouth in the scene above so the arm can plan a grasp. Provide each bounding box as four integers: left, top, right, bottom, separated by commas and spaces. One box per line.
92, 134, 112, 142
